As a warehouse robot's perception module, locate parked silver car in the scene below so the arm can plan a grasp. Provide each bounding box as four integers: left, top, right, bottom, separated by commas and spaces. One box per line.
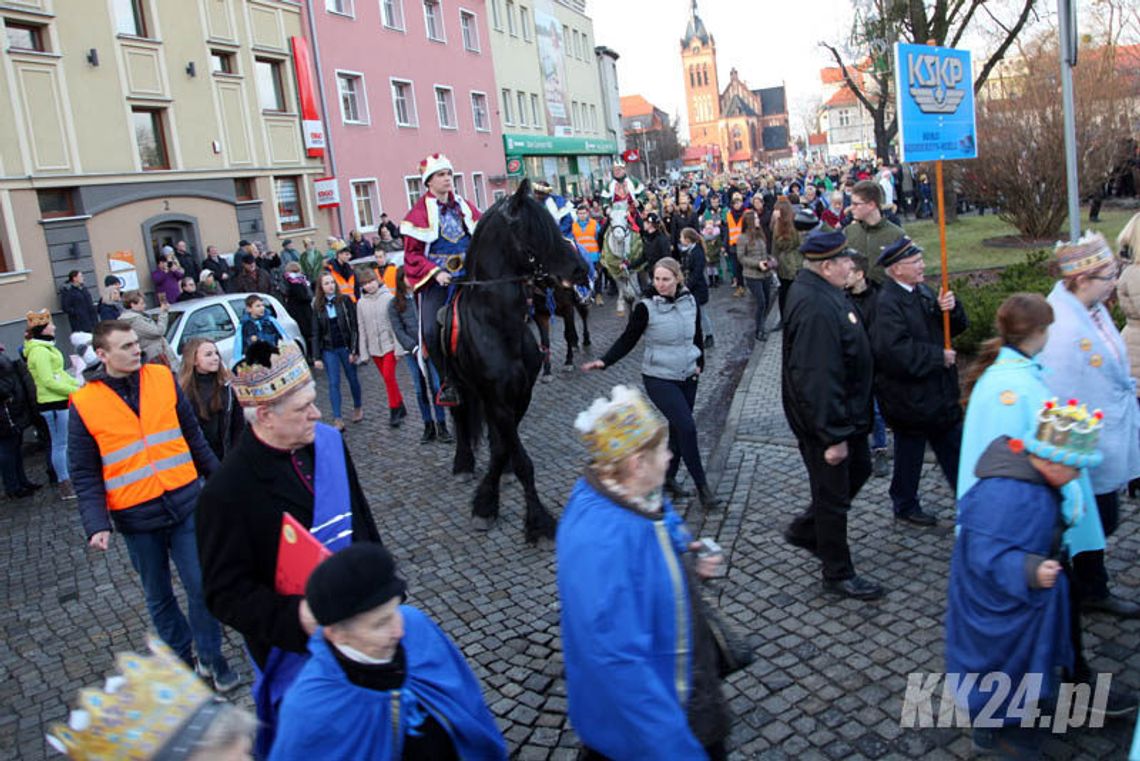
158, 293, 306, 367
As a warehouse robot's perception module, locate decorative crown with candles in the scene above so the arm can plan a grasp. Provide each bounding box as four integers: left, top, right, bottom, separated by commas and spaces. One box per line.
1022, 398, 1105, 468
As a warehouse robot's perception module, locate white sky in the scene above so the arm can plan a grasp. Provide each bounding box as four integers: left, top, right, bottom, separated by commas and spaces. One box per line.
590, 0, 860, 137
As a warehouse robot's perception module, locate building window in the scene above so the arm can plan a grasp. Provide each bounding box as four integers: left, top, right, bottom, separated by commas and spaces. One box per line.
490, 0, 502, 30
453, 172, 465, 199
460, 10, 479, 51
590, 104, 598, 132
390, 78, 417, 126
516, 91, 527, 128
571, 101, 580, 130
37, 189, 76, 219
113, 0, 148, 37
132, 108, 169, 170
210, 49, 235, 74
351, 179, 379, 231
562, 23, 569, 49
435, 86, 456, 129
519, 6, 531, 41
255, 58, 286, 112
381, 0, 405, 29
234, 178, 256, 201
472, 172, 486, 209
492, 189, 506, 202
501, 88, 513, 125
571, 29, 580, 59
505, 0, 516, 36
423, 0, 444, 42
531, 93, 541, 128
404, 176, 423, 209
274, 176, 304, 230
838, 108, 850, 127
471, 92, 489, 132
326, 0, 353, 15
5, 21, 46, 52
337, 72, 368, 124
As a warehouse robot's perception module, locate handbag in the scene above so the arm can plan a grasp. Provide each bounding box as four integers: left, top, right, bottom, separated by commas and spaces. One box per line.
702, 601, 755, 678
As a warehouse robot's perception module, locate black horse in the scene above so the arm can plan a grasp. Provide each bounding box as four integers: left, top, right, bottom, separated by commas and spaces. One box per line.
442, 180, 589, 542
531, 283, 592, 381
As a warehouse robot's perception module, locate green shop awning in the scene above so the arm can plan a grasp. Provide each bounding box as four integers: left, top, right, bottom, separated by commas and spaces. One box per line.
502, 134, 617, 156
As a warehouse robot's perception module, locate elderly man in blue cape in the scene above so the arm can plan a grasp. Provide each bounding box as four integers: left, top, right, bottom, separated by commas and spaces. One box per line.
270, 543, 506, 761
946, 401, 1108, 756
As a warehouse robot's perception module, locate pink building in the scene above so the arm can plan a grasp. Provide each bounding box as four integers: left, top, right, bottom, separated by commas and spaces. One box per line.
305, 0, 505, 236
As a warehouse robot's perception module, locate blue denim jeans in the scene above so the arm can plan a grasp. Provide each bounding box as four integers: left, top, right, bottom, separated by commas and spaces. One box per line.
120, 512, 223, 669
871, 399, 887, 450
404, 354, 446, 423
40, 408, 69, 482
322, 346, 362, 419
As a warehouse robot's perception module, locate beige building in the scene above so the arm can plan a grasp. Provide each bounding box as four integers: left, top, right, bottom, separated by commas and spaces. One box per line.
0, 0, 329, 343
488, 0, 616, 197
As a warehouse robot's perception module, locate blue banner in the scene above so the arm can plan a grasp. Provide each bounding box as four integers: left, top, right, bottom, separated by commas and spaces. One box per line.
894, 43, 977, 163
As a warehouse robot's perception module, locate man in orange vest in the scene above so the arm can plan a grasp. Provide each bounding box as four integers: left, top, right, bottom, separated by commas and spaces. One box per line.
724, 192, 747, 297
324, 243, 357, 302
572, 204, 604, 304
68, 319, 237, 692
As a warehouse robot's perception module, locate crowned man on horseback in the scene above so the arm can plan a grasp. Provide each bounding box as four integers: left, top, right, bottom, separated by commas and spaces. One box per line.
401, 153, 480, 406
600, 161, 646, 232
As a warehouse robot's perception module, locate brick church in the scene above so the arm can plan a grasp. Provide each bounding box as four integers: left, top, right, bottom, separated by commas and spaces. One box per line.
680, 0, 792, 172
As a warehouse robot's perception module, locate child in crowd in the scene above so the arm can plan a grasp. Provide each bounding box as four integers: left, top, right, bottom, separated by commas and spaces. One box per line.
238, 295, 285, 359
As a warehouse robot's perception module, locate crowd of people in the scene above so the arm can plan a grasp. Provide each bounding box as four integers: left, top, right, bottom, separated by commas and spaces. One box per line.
16, 151, 1140, 760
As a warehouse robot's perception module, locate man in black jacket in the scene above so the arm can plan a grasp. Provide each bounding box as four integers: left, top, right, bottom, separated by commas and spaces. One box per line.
870, 236, 968, 526
782, 230, 882, 601
196, 343, 381, 753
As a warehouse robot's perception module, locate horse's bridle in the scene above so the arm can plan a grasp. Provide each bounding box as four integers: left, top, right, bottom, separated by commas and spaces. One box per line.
455, 251, 548, 288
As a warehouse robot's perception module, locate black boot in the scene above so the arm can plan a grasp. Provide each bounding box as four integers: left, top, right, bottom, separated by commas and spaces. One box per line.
697, 484, 723, 511
420, 422, 436, 444
435, 420, 454, 443
389, 406, 403, 428
664, 477, 693, 498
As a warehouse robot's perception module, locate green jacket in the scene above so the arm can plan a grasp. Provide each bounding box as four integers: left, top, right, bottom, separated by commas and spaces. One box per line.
844, 217, 905, 284
24, 338, 81, 405
300, 248, 328, 287
772, 232, 803, 281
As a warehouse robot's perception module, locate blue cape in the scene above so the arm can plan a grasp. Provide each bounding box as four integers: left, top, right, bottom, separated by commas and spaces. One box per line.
556, 477, 707, 760
269, 606, 507, 761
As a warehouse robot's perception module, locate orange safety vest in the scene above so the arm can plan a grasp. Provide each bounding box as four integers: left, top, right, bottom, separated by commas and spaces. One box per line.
327, 264, 357, 302
69, 365, 198, 511
378, 263, 398, 294
572, 219, 599, 254
726, 211, 744, 247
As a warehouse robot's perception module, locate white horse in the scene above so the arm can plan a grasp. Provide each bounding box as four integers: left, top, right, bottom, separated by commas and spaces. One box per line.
600, 203, 645, 316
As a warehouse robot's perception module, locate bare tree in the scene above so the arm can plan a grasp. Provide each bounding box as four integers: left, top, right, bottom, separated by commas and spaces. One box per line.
820, 0, 1037, 162
962, 33, 1130, 239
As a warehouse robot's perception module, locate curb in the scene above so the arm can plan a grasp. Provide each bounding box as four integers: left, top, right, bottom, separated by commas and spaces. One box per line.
706, 336, 769, 488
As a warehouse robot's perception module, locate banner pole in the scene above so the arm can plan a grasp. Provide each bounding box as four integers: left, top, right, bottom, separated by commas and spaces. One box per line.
935, 159, 951, 349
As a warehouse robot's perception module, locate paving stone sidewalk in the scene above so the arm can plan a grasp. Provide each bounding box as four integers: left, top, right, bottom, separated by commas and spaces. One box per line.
3, 286, 1139, 759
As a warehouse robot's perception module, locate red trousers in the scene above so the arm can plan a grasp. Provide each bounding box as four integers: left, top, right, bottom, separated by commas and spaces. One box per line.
371, 353, 404, 409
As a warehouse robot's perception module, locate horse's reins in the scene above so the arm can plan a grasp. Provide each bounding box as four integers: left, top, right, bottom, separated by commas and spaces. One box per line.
453, 252, 552, 288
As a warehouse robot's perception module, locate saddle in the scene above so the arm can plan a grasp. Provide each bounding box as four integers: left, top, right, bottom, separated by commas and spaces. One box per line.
438, 289, 462, 358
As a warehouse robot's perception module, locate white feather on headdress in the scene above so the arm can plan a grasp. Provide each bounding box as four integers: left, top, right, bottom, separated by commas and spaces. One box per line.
574, 384, 640, 434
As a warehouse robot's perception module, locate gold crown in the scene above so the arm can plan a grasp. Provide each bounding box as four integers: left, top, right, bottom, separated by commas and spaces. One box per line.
1055, 232, 1115, 278
26, 309, 51, 329
232, 342, 311, 407
47, 637, 216, 760
1024, 397, 1105, 467
574, 385, 667, 464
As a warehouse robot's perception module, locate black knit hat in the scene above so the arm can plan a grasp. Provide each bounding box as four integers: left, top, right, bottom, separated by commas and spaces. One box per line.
305, 543, 407, 626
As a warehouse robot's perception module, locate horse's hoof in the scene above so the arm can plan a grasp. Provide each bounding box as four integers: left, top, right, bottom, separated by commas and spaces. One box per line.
540, 374, 554, 384
455, 471, 476, 484
560, 364, 574, 373
472, 515, 494, 532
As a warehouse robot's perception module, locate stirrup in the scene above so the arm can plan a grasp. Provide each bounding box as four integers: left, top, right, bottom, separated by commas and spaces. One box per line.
435, 385, 460, 407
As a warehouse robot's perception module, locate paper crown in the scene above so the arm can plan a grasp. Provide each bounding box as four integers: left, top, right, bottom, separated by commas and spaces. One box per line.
574, 385, 667, 465
531, 179, 554, 194
1021, 398, 1105, 468
1055, 231, 1116, 278
612, 160, 625, 169
26, 309, 51, 329
47, 637, 222, 760
418, 152, 453, 181
232, 342, 311, 407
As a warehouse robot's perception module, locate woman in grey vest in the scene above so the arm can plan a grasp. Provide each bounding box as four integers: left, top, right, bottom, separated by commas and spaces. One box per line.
583, 258, 723, 510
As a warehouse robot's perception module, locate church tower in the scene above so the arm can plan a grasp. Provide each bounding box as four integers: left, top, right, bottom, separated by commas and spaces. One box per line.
680, 0, 721, 147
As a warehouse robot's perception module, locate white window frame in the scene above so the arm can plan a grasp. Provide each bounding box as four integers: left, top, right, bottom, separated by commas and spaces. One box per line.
490, 0, 502, 30
453, 172, 466, 199
492, 189, 507, 202
472, 171, 486, 209
335, 70, 370, 125
500, 88, 513, 126
571, 29, 579, 59
519, 5, 531, 41
404, 175, 424, 209
470, 91, 490, 132
505, 0, 516, 36
459, 8, 479, 51
423, 0, 445, 42
530, 92, 541, 128
350, 178, 381, 232
326, 0, 355, 16
434, 85, 457, 130
589, 103, 598, 132
571, 101, 580, 130
390, 77, 418, 127
516, 91, 528, 128
380, 0, 405, 30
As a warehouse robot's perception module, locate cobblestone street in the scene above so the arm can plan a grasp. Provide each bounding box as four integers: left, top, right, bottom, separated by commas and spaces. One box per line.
3, 285, 1140, 759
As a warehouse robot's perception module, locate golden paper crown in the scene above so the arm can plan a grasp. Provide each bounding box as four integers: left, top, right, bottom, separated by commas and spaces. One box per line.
1055, 232, 1116, 278
232, 342, 311, 407
1024, 397, 1105, 467
574, 385, 667, 464
26, 309, 52, 329
47, 637, 218, 760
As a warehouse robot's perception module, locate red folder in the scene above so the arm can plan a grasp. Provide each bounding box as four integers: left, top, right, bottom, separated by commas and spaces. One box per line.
275, 513, 332, 595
